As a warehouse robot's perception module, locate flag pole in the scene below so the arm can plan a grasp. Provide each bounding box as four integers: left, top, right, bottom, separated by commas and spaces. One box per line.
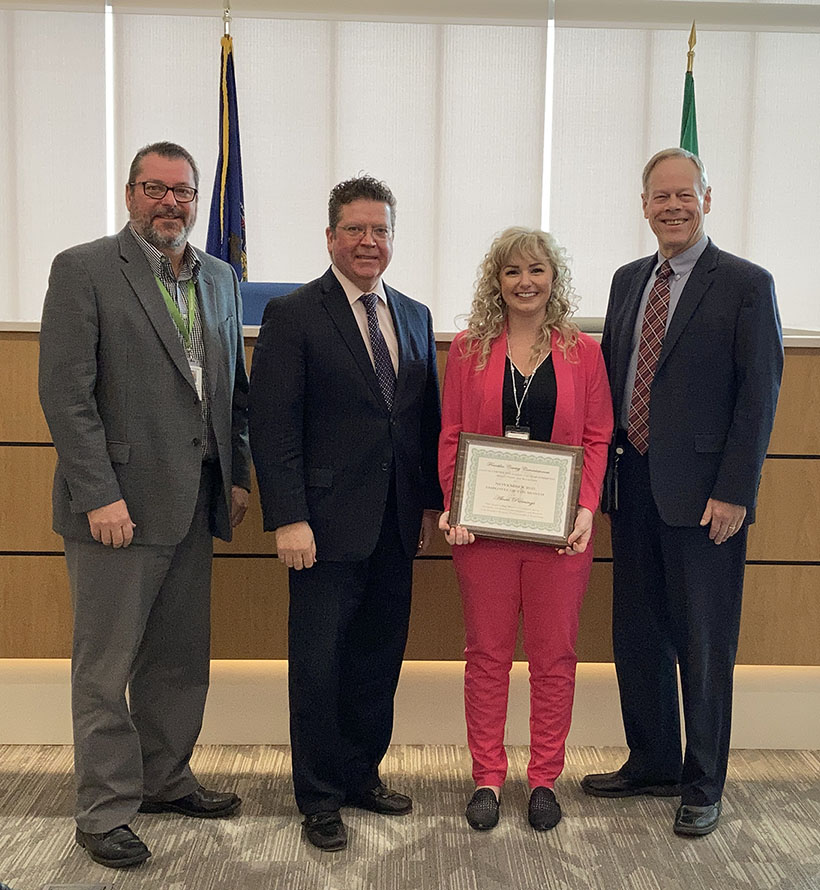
679, 20, 699, 156
687, 21, 696, 74
223, 1, 231, 37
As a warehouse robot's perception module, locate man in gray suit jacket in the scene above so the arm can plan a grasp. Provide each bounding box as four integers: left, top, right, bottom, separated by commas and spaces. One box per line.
39, 142, 251, 869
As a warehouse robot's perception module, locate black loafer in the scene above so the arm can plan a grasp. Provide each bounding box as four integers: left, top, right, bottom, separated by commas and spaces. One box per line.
465, 788, 500, 830
75, 824, 151, 868
349, 782, 412, 815
139, 784, 241, 818
674, 800, 722, 837
303, 811, 348, 851
528, 787, 562, 831
581, 770, 681, 798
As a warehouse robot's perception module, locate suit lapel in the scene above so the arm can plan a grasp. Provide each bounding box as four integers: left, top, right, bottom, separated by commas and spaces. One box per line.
118, 228, 196, 391
320, 270, 387, 410
386, 284, 410, 400
195, 262, 223, 395
657, 240, 718, 371
615, 257, 654, 401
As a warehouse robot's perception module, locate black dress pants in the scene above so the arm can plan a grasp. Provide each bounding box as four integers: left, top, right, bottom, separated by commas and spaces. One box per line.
287, 486, 414, 815
610, 439, 747, 806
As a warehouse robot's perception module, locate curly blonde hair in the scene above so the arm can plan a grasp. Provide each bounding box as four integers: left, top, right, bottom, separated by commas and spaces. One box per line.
462, 227, 579, 368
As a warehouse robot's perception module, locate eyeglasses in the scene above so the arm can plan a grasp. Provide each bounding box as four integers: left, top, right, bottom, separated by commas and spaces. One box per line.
336, 224, 393, 241
130, 181, 198, 203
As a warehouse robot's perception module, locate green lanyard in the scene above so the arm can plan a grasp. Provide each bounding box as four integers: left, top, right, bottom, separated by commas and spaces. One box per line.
155, 277, 196, 349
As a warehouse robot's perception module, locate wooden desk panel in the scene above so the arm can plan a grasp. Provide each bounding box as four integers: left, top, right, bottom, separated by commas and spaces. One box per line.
0, 446, 62, 551
0, 332, 51, 443
0, 556, 72, 657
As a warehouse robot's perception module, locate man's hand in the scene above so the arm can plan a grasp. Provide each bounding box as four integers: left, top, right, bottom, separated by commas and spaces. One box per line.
700, 498, 746, 545
230, 485, 249, 528
275, 521, 316, 570
438, 509, 476, 547
417, 509, 440, 555
87, 499, 135, 548
557, 506, 594, 556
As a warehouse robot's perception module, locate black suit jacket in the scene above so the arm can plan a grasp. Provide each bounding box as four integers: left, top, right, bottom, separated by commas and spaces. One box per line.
249, 268, 442, 561
601, 239, 783, 526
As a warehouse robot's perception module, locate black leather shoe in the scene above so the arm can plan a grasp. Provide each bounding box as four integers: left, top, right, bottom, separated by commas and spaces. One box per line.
139, 784, 241, 818
674, 800, 722, 836
303, 811, 348, 851
465, 788, 499, 830
528, 787, 562, 831
581, 770, 681, 798
349, 782, 412, 815
75, 824, 151, 868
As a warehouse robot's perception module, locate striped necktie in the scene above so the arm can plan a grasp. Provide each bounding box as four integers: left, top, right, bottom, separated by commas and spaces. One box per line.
627, 260, 674, 454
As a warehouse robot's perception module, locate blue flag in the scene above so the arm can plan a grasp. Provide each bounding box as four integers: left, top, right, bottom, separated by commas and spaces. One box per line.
207, 34, 247, 280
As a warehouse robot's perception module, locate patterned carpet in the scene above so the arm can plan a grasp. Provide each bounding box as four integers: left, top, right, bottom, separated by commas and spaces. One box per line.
0, 745, 818, 890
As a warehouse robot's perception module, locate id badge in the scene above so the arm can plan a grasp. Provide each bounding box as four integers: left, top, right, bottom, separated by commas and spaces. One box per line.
504, 425, 530, 440
189, 360, 204, 401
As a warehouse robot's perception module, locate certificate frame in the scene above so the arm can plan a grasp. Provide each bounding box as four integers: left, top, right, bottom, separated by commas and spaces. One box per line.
449, 433, 584, 546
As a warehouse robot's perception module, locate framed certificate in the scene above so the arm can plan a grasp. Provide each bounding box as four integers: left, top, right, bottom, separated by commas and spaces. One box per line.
449, 433, 584, 546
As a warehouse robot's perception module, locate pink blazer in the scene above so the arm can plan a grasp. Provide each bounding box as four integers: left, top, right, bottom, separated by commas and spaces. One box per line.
439, 328, 614, 514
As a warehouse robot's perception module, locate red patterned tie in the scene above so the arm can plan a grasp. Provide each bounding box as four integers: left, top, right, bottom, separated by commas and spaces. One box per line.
627, 260, 674, 454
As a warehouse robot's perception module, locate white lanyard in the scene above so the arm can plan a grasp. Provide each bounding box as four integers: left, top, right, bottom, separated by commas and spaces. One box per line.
507, 336, 550, 428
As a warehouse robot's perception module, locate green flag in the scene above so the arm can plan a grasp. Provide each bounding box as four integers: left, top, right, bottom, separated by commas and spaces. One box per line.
680, 69, 699, 156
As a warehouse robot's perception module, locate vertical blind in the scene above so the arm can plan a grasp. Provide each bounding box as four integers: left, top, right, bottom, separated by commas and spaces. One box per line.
0, 5, 817, 330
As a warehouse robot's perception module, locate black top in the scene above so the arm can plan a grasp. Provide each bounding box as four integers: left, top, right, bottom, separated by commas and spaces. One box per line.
502, 353, 557, 441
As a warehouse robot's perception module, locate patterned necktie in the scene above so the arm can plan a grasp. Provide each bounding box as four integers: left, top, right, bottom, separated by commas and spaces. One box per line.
360, 293, 397, 411
627, 260, 674, 455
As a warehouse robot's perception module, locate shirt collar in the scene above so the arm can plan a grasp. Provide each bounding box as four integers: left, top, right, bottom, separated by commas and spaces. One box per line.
331, 265, 387, 307
129, 224, 200, 280
658, 234, 709, 278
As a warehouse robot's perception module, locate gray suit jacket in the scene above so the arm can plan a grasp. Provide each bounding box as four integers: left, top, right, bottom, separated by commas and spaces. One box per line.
39, 226, 251, 545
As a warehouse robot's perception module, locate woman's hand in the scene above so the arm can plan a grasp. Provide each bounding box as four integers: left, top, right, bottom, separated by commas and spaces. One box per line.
557, 506, 594, 556
439, 510, 476, 546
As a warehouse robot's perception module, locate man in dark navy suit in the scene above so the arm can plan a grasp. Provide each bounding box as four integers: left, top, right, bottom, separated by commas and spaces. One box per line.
582, 148, 783, 836
249, 176, 442, 852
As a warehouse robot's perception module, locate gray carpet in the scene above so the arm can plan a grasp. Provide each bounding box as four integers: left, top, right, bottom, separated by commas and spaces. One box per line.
1, 745, 818, 890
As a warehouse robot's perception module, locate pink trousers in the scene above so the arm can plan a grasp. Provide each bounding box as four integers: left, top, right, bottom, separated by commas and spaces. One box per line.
452, 536, 593, 788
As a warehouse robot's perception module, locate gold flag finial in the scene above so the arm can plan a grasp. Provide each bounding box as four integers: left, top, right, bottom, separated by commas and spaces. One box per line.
223, 1, 232, 36
686, 21, 696, 73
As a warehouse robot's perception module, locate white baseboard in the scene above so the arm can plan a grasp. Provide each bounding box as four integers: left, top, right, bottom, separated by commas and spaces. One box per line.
1, 659, 818, 749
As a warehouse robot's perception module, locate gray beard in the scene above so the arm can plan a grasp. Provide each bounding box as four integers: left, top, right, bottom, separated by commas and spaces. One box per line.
143, 220, 192, 251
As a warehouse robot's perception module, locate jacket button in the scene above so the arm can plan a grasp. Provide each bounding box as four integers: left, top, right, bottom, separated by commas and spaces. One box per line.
192, 437, 201, 446
381, 462, 389, 472
194, 396, 199, 406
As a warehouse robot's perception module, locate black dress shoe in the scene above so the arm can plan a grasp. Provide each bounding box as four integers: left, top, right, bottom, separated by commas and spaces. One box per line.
303, 811, 348, 851
581, 770, 681, 798
75, 824, 151, 868
674, 800, 722, 836
139, 784, 241, 818
528, 787, 562, 831
465, 788, 499, 830
349, 782, 412, 815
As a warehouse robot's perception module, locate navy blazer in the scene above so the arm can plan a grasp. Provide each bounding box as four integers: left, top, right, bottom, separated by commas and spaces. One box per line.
249, 267, 442, 561
601, 239, 783, 526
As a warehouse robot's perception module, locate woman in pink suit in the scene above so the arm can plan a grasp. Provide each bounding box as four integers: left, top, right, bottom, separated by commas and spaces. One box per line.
438, 228, 613, 831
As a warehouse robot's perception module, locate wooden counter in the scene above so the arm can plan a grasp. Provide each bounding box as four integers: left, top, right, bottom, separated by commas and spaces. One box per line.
3, 330, 819, 665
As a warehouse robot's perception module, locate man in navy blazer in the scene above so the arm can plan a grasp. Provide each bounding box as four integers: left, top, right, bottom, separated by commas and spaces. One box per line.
249, 176, 442, 852
582, 149, 783, 836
